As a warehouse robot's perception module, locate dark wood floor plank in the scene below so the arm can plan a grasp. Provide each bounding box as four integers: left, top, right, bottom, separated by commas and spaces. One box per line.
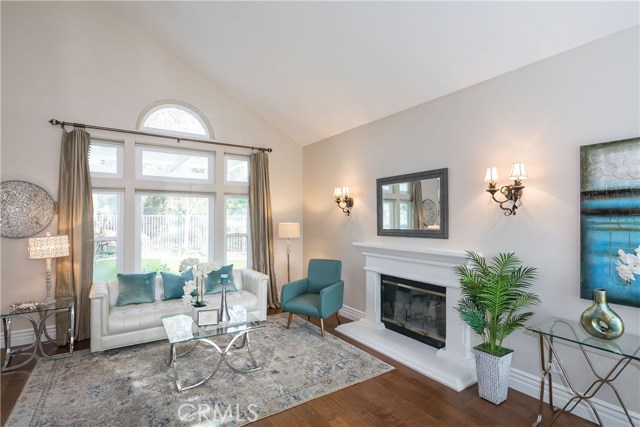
2, 311, 594, 426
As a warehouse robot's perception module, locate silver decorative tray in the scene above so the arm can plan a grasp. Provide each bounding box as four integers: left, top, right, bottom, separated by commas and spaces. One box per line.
9, 301, 48, 312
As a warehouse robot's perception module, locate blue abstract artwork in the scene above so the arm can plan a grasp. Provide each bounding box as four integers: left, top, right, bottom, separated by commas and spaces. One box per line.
580, 137, 640, 308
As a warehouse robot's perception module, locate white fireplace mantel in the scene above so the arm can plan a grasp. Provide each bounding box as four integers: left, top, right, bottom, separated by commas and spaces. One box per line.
336, 242, 477, 391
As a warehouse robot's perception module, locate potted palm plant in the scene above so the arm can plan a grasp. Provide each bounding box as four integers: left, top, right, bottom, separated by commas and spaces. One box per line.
455, 251, 539, 404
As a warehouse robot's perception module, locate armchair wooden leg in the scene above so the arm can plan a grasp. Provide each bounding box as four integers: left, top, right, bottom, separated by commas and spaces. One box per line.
287, 312, 293, 329
335, 312, 341, 325
320, 318, 325, 337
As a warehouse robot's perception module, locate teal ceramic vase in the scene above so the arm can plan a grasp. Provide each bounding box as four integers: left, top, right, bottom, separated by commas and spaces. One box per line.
580, 288, 624, 340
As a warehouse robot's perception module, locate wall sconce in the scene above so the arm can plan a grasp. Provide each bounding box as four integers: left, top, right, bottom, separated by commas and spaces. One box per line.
484, 162, 527, 216
333, 186, 354, 216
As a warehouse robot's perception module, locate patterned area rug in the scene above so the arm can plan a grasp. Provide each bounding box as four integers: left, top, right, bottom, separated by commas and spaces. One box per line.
6, 314, 393, 426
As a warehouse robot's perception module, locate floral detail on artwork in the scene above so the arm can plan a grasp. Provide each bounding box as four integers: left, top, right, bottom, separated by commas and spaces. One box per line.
616, 245, 640, 286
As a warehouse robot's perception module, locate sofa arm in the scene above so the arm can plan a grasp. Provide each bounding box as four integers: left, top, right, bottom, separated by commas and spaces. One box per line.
241, 269, 269, 320
89, 282, 110, 352
281, 279, 308, 309
318, 280, 344, 319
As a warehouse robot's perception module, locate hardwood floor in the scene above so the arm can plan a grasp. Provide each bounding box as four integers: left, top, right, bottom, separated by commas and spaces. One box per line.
1, 312, 594, 426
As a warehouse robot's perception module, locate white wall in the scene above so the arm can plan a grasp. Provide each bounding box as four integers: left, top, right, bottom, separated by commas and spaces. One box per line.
1, 3, 303, 308
303, 26, 640, 413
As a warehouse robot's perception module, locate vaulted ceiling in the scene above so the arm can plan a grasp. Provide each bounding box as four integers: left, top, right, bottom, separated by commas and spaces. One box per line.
105, 2, 639, 146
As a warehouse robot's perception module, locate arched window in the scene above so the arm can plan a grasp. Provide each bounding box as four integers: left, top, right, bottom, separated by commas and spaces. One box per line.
137, 100, 214, 139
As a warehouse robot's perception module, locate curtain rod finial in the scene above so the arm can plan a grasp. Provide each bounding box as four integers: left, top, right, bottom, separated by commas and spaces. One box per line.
49, 119, 62, 126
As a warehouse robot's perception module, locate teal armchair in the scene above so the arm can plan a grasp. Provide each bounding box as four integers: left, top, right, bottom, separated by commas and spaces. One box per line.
281, 259, 343, 336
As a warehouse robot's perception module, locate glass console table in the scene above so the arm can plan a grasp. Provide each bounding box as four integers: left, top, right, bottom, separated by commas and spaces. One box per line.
526, 318, 640, 426
1, 297, 75, 372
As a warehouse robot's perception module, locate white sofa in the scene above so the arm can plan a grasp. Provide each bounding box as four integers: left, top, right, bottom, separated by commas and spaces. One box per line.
89, 269, 268, 353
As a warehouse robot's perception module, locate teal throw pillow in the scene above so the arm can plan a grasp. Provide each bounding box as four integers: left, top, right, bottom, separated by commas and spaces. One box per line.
205, 264, 237, 293
115, 272, 157, 306
161, 269, 194, 301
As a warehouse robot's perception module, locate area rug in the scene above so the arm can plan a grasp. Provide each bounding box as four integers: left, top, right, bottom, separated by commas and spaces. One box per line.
6, 314, 393, 426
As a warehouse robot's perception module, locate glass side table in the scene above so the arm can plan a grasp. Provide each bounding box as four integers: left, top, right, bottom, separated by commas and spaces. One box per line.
1, 297, 75, 372
526, 318, 640, 427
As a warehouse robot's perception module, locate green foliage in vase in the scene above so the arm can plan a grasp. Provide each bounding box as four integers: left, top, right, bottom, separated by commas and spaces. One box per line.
455, 251, 539, 357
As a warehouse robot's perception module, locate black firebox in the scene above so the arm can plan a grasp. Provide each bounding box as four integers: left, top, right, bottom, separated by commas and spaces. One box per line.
380, 274, 446, 349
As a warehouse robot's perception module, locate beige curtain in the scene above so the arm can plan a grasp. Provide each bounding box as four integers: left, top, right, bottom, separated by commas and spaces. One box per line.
248, 151, 279, 309
56, 127, 94, 344
411, 181, 425, 229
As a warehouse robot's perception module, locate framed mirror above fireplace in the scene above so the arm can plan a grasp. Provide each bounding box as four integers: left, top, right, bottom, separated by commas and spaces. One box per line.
376, 168, 448, 239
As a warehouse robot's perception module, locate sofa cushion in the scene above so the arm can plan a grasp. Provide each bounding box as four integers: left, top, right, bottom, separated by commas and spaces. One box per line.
107, 290, 259, 335
205, 264, 237, 293
160, 270, 194, 300
115, 272, 157, 307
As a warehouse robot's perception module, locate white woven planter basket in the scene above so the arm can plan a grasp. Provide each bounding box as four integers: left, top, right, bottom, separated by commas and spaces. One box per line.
474, 346, 513, 405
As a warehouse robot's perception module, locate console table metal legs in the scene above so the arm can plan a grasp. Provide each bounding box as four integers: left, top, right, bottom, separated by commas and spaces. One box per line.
2, 306, 75, 372
532, 331, 637, 427
167, 330, 261, 392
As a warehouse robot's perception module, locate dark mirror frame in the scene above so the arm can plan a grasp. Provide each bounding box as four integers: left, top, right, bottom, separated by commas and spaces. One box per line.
376, 168, 448, 239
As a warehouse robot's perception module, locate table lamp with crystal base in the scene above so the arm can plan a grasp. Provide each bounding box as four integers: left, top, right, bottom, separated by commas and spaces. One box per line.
28, 232, 70, 305
278, 222, 300, 283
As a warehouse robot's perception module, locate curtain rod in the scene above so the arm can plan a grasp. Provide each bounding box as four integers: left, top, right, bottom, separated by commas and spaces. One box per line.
48, 119, 272, 153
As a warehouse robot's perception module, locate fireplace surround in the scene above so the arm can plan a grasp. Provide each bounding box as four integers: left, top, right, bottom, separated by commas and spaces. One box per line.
335, 242, 477, 391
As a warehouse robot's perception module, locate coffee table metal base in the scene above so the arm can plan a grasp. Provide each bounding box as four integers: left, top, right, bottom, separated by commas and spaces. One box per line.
167, 329, 261, 392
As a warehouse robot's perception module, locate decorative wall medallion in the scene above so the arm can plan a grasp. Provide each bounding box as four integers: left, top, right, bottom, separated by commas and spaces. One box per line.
1, 180, 55, 238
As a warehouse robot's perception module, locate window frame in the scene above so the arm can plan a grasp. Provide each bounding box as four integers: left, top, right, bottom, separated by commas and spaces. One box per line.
136, 100, 215, 139
224, 194, 251, 269
224, 154, 250, 185
89, 136, 251, 279
135, 144, 215, 184
89, 139, 124, 179
92, 189, 124, 281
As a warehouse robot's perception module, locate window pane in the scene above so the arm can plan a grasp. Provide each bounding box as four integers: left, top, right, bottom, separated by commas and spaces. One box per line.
89, 142, 121, 176
225, 197, 248, 269
142, 107, 207, 136
383, 201, 393, 229
399, 201, 411, 229
226, 156, 249, 183
140, 148, 211, 181
398, 183, 410, 193
93, 192, 119, 282
140, 194, 209, 272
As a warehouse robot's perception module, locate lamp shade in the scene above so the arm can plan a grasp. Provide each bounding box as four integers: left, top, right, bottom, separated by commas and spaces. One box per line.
508, 162, 527, 180
484, 167, 498, 183
333, 186, 350, 197
28, 234, 70, 259
278, 222, 300, 239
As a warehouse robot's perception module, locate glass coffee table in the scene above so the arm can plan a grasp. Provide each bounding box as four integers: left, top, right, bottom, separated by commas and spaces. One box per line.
162, 305, 265, 392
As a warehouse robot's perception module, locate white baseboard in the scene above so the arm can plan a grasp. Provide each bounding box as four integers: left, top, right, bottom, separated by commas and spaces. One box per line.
339, 305, 364, 321
0, 325, 57, 349
338, 305, 638, 426
510, 367, 639, 426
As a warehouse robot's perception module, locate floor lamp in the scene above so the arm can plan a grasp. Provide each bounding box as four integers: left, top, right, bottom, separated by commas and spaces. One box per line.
278, 222, 300, 283
28, 232, 70, 305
